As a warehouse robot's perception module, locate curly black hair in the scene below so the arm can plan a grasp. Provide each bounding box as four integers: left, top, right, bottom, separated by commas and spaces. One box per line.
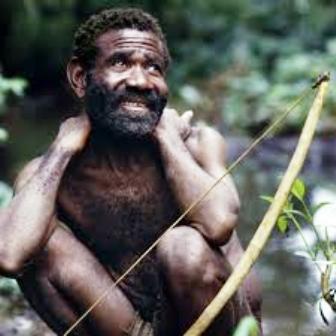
72, 7, 170, 70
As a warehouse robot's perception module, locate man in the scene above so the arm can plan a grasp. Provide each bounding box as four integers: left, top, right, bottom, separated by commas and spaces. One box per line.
0, 8, 261, 336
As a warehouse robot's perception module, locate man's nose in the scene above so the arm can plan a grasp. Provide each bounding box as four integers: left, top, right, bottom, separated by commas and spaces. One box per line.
125, 66, 152, 90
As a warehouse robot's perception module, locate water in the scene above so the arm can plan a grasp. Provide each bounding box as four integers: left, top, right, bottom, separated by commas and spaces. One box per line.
232, 135, 336, 336
1, 109, 336, 335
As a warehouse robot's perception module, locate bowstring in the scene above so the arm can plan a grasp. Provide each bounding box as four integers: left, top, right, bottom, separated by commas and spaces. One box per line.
64, 84, 314, 336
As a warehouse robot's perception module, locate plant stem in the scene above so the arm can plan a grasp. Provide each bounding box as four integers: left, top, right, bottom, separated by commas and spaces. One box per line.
299, 198, 323, 246
287, 212, 322, 273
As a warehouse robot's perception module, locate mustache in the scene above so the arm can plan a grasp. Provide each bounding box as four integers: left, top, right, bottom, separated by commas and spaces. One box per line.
116, 88, 160, 107
84, 79, 167, 139
85, 78, 165, 111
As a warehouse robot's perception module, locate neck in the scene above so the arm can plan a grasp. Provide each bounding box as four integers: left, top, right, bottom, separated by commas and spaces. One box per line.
88, 127, 158, 164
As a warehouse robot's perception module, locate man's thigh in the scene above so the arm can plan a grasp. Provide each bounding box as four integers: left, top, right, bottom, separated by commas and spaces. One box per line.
17, 226, 137, 336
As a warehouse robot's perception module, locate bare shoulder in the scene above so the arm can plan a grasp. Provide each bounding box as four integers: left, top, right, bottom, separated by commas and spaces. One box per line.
14, 157, 43, 193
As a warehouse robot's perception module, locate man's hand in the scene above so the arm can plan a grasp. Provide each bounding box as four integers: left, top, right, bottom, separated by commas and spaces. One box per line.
154, 106, 239, 245
184, 124, 227, 169
54, 114, 91, 153
154, 108, 193, 141
154, 108, 226, 167
0, 114, 91, 277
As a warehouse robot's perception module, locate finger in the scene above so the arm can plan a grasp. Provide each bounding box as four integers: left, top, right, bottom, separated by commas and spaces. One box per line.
181, 127, 192, 141
180, 121, 192, 140
163, 107, 180, 118
181, 110, 194, 125
163, 107, 174, 114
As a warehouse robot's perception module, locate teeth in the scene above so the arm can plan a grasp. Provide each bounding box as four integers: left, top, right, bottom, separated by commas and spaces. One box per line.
122, 102, 146, 108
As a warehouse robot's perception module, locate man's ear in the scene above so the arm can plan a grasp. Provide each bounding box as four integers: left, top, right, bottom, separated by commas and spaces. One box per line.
66, 57, 87, 98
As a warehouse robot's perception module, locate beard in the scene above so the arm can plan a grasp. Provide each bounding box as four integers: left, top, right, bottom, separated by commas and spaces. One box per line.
84, 77, 167, 140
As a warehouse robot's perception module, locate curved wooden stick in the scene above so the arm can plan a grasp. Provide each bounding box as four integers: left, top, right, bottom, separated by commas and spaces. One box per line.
184, 77, 329, 336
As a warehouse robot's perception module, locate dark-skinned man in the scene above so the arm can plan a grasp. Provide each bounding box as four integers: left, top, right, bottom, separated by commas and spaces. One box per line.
0, 8, 261, 336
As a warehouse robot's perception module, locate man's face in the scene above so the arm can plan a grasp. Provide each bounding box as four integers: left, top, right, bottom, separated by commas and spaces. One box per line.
84, 29, 169, 140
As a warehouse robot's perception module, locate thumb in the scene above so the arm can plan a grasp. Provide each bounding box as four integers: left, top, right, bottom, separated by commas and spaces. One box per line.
181, 110, 194, 125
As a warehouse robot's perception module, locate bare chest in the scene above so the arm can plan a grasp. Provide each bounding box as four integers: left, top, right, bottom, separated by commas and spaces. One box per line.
57, 150, 180, 267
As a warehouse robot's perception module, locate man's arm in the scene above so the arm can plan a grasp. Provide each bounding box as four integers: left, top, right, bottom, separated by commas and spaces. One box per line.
0, 114, 90, 277
154, 108, 239, 245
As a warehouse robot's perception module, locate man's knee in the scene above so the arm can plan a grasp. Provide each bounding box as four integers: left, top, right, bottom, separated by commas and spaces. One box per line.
22, 227, 89, 283
44, 227, 106, 284
157, 226, 231, 287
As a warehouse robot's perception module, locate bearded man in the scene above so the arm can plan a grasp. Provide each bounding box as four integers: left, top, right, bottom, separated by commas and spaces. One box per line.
0, 8, 261, 336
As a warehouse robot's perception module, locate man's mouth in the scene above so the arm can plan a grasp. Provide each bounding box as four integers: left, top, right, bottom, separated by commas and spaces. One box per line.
120, 100, 150, 113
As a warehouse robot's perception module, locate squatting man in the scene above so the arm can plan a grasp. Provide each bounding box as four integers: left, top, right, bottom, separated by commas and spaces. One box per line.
0, 8, 261, 336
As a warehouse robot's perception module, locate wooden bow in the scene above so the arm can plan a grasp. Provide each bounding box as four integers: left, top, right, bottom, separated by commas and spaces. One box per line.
184, 74, 330, 335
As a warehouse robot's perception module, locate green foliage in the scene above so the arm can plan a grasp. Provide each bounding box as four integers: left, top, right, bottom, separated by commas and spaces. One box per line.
0, 277, 21, 317
0, 74, 27, 144
262, 177, 319, 239
0, 182, 13, 208
0, 73, 26, 303
0, 278, 21, 297
0, 73, 27, 207
276, 215, 288, 234
0, 74, 27, 113
163, 0, 336, 133
291, 178, 306, 201
233, 316, 259, 336
1, 0, 336, 133
261, 177, 336, 319
260, 194, 293, 233
0, 128, 8, 143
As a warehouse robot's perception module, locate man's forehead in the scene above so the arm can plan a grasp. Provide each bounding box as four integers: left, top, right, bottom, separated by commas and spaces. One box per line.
95, 29, 164, 58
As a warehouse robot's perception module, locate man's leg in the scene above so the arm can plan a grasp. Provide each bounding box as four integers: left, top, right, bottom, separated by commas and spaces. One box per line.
17, 226, 138, 336
157, 226, 252, 335
220, 231, 262, 325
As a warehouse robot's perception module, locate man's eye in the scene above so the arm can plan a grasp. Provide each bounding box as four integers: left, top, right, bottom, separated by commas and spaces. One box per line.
112, 60, 126, 66
110, 58, 127, 68
147, 63, 162, 74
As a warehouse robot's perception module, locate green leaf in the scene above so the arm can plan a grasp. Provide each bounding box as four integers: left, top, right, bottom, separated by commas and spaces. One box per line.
291, 178, 305, 200
233, 316, 259, 336
283, 198, 293, 212
284, 209, 309, 221
312, 202, 330, 215
260, 195, 274, 204
276, 215, 288, 233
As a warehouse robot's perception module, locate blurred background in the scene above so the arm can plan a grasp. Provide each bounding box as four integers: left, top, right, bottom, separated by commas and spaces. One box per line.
1, 0, 336, 335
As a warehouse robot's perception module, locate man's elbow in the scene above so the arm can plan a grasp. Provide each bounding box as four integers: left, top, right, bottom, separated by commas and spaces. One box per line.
203, 209, 239, 245
0, 250, 26, 278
